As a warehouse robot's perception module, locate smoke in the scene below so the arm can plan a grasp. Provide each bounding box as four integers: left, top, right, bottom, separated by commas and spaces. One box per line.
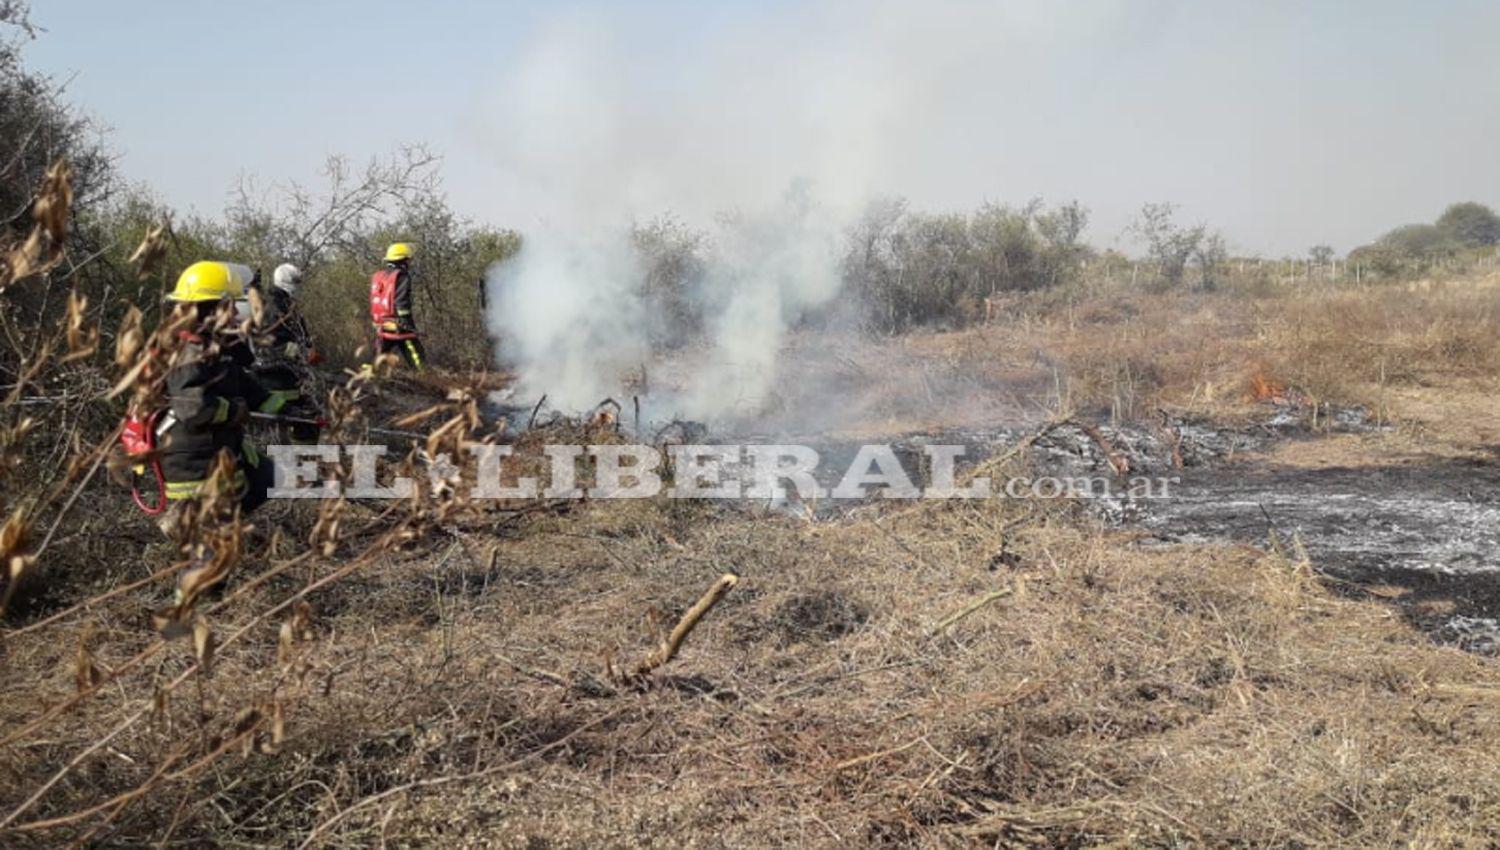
478, 2, 1127, 424
488, 225, 649, 413
674, 186, 845, 421
487, 184, 845, 423
477, 6, 873, 423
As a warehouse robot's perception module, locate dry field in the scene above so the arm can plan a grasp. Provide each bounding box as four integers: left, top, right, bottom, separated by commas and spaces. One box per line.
3, 274, 1500, 848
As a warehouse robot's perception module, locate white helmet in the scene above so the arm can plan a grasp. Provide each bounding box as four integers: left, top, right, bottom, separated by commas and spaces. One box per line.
272, 263, 303, 295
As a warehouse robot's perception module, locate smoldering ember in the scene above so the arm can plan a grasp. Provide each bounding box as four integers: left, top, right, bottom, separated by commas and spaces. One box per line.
266, 443, 1179, 500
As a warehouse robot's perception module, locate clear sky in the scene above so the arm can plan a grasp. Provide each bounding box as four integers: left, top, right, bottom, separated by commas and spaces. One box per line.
22, 0, 1500, 255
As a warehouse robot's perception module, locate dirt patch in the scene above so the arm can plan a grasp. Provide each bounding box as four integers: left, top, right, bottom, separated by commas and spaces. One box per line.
772, 589, 871, 645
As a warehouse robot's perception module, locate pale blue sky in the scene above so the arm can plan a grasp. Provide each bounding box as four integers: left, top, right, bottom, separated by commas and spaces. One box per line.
23, 0, 1500, 254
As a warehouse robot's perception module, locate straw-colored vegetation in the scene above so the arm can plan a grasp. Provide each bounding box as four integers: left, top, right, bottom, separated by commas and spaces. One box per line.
4, 4, 1500, 842
4, 189, 1499, 844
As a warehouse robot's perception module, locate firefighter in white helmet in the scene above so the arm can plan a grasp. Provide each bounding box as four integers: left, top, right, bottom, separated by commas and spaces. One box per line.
248, 263, 322, 443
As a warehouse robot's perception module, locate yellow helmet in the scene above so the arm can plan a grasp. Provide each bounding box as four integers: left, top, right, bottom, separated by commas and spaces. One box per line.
384, 243, 414, 262
167, 261, 249, 302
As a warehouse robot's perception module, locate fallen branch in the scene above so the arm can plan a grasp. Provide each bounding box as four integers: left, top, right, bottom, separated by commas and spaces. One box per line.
830, 736, 926, 772
961, 411, 1074, 486
1074, 421, 1130, 476
526, 393, 547, 430
929, 583, 1017, 636
624, 572, 738, 684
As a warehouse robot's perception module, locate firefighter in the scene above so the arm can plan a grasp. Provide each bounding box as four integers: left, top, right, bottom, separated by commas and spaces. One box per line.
369, 242, 425, 370
157, 261, 275, 533
250, 263, 322, 443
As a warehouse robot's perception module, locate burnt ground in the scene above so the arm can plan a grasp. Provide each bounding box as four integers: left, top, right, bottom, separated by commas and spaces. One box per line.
774, 406, 1500, 655
473, 381, 1500, 654
1024, 412, 1500, 655
1135, 451, 1500, 654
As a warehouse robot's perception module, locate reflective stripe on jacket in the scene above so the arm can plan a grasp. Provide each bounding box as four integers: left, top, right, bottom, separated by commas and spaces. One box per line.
159, 332, 269, 490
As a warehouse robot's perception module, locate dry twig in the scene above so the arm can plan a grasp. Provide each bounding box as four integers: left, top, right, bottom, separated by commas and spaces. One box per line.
621, 572, 739, 685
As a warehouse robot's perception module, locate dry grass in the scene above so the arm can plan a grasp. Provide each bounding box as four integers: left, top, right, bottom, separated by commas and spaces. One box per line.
912, 274, 1500, 432
4, 198, 1500, 849
3, 464, 1498, 847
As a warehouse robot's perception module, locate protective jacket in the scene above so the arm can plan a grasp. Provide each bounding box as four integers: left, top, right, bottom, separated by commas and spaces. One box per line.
258, 286, 312, 358
370, 263, 416, 338
248, 286, 321, 443
159, 331, 270, 499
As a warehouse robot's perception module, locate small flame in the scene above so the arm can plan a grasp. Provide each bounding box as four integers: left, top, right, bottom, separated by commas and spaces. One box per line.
1249, 365, 1286, 401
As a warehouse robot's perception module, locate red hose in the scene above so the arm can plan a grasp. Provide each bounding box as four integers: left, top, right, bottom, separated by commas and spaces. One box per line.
131, 457, 168, 516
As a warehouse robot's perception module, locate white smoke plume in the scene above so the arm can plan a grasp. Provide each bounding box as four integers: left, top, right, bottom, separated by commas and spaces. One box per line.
478, 6, 873, 423
488, 225, 649, 413
477, 2, 1129, 424
488, 186, 844, 423
675, 187, 845, 421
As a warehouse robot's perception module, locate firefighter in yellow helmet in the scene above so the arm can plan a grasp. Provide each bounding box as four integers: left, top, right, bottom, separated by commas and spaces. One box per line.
368, 242, 425, 369
156, 261, 275, 537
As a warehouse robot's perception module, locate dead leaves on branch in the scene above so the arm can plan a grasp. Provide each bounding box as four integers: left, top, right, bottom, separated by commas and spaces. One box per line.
229, 700, 286, 756
31, 161, 72, 245
113, 306, 145, 368
126, 220, 171, 280
277, 600, 314, 670
0, 507, 36, 618
244, 285, 266, 330
309, 498, 346, 557
192, 616, 216, 674
151, 456, 249, 637
107, 306, 194, 403
59, 290, 98, 364
0, 159, 73, 289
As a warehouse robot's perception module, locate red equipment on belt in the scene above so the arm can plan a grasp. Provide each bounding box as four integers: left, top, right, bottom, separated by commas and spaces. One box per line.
370, 268, 421, 340
370, 268, 398, 331
369, 268, 397, 325
120, 409, 168, 515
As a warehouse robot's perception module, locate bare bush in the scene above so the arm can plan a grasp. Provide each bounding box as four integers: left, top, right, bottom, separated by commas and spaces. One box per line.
1130, 202, 1207, 290
844, 197, 1093, 332
633, 215, 708, 346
